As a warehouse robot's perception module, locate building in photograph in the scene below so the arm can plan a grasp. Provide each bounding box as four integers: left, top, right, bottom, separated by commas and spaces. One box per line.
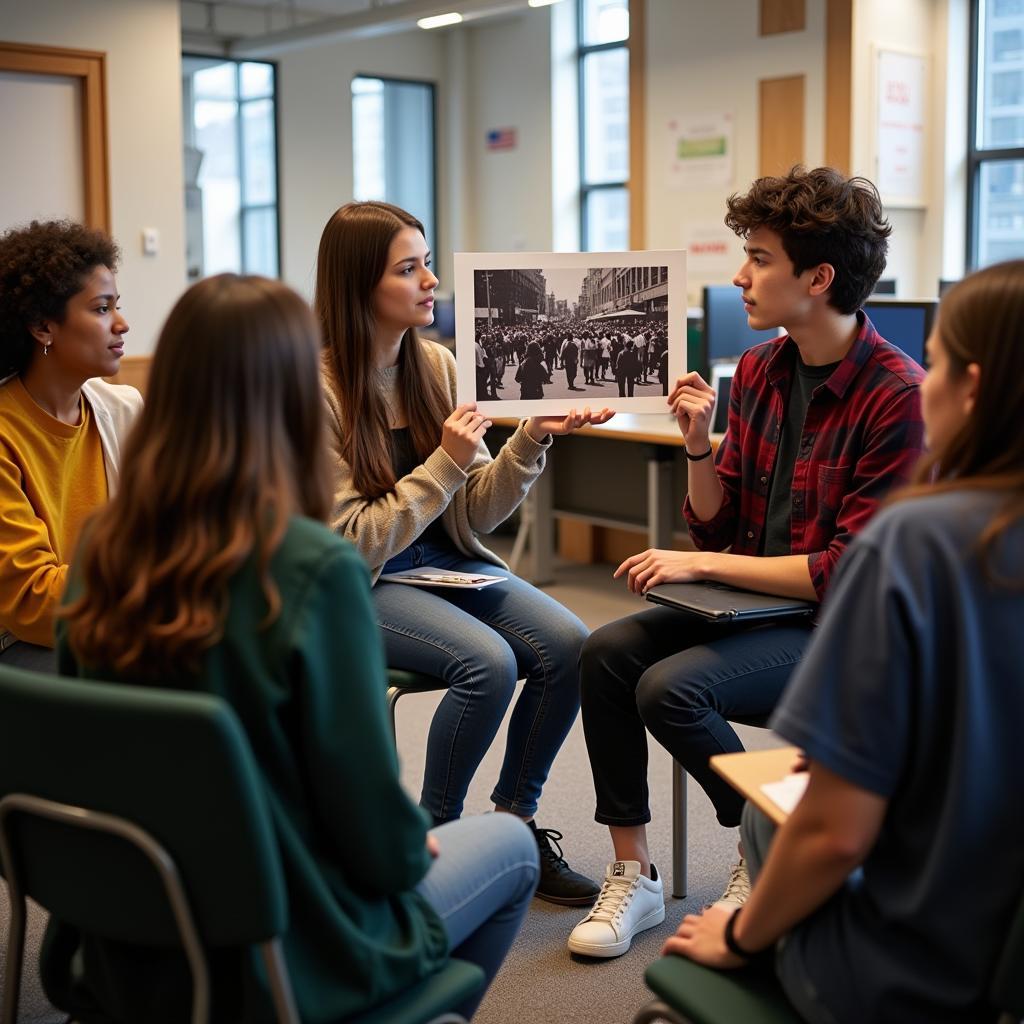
576, 266, 669, 319
474, 268, 548, 325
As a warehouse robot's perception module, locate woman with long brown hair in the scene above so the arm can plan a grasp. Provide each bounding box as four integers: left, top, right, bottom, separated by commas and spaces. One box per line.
316, 200, 612, 905
664, 260, 1024, 1023
51, 273, 539, 1022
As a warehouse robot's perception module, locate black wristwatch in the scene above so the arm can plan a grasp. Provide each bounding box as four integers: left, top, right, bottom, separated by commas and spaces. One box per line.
723, 908, 771, 962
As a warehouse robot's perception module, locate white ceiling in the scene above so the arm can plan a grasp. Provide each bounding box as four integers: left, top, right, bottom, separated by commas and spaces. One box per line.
180, 0, 538, 54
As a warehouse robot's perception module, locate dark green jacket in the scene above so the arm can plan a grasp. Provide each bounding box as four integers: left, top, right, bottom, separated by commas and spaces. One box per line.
50, 517, 448, 1023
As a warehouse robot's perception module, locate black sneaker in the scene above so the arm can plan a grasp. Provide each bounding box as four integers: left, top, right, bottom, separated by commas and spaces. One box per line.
529, 821, 600, 906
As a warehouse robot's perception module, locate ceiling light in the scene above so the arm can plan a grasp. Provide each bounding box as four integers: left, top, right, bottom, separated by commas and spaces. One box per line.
417, 12, 464, 28
527, 0, 563, 6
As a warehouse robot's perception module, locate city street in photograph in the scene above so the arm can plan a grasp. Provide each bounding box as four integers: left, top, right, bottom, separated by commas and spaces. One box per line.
453, 249, 687, 416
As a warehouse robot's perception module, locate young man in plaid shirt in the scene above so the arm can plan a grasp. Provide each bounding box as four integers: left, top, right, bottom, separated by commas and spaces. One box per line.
568, 166, 926, 959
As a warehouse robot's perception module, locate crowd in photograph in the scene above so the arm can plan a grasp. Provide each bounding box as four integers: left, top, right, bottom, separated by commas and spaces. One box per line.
474, 317, 669, 401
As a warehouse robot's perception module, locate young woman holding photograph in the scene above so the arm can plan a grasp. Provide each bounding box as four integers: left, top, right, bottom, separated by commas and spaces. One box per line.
53, 273, 539, 1023
0, 219, 141, 672
315, 200, 612, 905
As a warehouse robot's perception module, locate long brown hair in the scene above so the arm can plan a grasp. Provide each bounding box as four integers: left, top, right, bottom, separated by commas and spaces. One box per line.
63, 274, 333, 678
899, 259, 1024, 582
314, 201, 449, 499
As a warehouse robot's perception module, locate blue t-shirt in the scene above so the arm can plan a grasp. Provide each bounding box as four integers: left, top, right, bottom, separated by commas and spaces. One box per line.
772, 489, 1024, 1023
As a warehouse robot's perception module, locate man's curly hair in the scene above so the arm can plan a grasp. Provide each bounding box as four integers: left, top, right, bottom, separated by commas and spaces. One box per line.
724, 166, 891, 315
0, 219, 120, 378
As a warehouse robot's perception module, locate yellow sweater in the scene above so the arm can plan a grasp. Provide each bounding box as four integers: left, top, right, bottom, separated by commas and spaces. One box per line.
0, 377, 107, 646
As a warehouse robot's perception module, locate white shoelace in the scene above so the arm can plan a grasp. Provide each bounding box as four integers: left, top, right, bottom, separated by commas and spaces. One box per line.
720, 859, 751, 905
584, 875, 636, 922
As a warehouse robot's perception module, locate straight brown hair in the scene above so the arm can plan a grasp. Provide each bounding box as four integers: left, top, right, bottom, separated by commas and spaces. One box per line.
897, 260, 1024, 584
314, 201, 449, 499
64, 274, 333, 677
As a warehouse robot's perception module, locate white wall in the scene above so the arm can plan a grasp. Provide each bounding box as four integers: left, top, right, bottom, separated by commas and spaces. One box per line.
1, 0, 186, 355
644, 0, 827, 304
465, 10, 554, 254
271, 29, 448, 299
851, 0, 960, 296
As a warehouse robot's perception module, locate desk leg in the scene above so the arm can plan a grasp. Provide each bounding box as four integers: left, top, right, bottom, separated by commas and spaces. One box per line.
520, 456, 553, 586
647, 449, 675, 550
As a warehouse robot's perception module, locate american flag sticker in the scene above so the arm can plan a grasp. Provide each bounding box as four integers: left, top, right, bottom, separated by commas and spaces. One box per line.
486, 127, 517, 151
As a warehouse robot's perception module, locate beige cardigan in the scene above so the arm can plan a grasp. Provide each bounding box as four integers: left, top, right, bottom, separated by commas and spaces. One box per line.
322, 341, 550, 582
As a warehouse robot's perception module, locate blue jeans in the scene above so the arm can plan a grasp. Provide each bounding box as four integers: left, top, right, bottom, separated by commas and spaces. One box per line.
375, 540, 588, 821
742, 804, 842, 1024
0, 640, 56, 673
417, 814, 539, 1018
580, 606, 812, 827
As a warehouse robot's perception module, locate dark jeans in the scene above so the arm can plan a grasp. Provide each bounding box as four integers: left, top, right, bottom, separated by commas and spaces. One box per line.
0, 640, 57, 673
580, 607, 812, 827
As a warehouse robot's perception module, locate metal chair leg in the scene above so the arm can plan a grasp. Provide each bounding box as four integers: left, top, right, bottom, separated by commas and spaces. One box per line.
259, 939, 301, 1024
671, 760, 687, 899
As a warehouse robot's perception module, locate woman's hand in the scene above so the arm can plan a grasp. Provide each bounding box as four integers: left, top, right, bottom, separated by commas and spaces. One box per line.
426, 833, 441, 859
526, 406, 615, 442
614, 548, 711, 594
442, 403, 491, 470
661, 906, 746, 969
668, 372, 716, 450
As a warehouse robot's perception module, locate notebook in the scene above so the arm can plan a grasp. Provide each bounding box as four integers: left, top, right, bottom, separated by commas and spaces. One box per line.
644, 580, 815, 622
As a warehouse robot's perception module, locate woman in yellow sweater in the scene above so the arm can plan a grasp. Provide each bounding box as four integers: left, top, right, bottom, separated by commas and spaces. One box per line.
0, 219, 142, 671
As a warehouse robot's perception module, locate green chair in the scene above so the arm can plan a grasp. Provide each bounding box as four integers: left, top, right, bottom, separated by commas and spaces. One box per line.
0, 664, 482, 1024
633, 882, 1024, 1024
386, 668, 451, 743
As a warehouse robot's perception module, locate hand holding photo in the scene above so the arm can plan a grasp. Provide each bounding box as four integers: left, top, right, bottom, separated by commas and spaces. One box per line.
454, 249, 687, 416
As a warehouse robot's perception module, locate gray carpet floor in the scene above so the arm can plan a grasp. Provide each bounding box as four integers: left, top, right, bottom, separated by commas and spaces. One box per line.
395, 543, 783, 1024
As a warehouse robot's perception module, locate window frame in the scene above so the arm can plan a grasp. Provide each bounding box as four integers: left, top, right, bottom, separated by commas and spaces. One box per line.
577, 1, 629, 251
182, 53, 283, 280
351, 73, 439, 270
966, 0, 1024, 269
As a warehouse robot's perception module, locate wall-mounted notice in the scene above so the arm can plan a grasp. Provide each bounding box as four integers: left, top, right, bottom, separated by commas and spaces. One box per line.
874, 48, 928, 207
666, 113, 734, 190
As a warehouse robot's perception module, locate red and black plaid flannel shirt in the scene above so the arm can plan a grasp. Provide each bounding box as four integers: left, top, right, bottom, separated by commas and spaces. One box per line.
683, 313, 926, 601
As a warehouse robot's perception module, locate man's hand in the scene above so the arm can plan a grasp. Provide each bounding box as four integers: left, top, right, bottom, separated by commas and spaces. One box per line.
614, 548, 707, 594
661, 905, 746, 969
668, 371, 716, 449
426, 833, 440, 859
526, 406, 615, 442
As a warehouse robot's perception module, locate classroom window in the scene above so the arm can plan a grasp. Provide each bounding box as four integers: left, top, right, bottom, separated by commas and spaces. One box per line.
578, 0, 629, 251
181, 56, 280, 282
352, 76, 436, 261
968, 0, 1024, 268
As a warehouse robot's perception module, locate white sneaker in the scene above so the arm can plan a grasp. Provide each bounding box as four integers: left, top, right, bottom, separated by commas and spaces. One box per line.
714, 857, 751, 910
567, 860, 665, 958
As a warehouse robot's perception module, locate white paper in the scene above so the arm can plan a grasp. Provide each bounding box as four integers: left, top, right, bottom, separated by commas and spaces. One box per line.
760, 772, 809, 815
379, 567, 506, 590
875, 49, 927, 206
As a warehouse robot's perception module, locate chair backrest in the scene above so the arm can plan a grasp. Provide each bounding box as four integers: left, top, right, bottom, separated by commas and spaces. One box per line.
0, 663, 288, 948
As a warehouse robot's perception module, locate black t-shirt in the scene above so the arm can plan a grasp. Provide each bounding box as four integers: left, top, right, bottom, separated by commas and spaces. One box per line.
390, 427, 449, 548
761, 355, 840, 556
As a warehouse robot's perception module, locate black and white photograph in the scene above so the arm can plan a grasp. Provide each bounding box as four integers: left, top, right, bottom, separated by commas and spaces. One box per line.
454, 250, 686, 416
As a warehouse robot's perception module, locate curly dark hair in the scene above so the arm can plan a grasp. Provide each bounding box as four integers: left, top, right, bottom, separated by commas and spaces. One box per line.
724, 166, 891, 315
0, 219, 120, 378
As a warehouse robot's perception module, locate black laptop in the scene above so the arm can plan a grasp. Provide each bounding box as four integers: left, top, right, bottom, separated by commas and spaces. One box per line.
645, 581, 815, 622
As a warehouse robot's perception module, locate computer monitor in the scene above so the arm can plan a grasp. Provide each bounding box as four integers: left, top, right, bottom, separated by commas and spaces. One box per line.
862, 299, 937, 368
872, 278, 897, 295
702, 285, 779, 365
709, 361, 738, 438
686, 311, 707, 381
431, 294, 456, 339
938, 278, 959, 298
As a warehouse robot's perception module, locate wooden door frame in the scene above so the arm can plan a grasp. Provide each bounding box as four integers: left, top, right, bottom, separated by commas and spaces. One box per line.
0, 41, 110, 231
